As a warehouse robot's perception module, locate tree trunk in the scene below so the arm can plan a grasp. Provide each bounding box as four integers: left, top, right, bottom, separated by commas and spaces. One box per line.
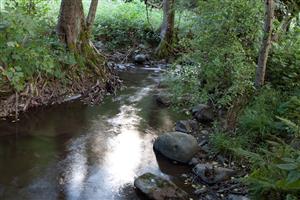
56, 0, 107, 79
86, 0, 99, 34
255, 0, 274, 88
57, 0, 85, 49
155, 0, 175, 58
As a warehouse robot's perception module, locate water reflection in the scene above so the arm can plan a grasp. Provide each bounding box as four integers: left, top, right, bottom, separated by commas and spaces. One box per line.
0, 70, 187, 200
63, 84, 161, 199
64, 136, 88, 200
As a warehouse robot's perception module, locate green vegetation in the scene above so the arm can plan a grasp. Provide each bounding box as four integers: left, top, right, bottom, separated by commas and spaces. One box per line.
0, 1, 67, 91
93, 1, 162, 50
164, 0, 300, 199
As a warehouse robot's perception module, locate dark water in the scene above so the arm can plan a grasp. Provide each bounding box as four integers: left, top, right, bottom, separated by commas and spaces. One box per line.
0, 67, 191, 200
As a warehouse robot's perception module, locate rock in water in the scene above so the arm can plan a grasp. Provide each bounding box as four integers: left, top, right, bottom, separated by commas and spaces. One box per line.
154, 132, 198, 163
175, 120, 199, 133
134, 173, 188, 200
134, 54, 147, 64
228, 194, 250, 200
193, 163, 236, 184
191, 104, 214, 123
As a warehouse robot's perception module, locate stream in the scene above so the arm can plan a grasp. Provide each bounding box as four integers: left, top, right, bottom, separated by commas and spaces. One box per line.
0, 66, 192, 200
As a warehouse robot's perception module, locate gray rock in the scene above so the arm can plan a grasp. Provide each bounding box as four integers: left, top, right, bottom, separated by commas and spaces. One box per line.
134, 173, 188, 200
189, 157, 200, 166
228, 194, 250, 200
175, 120, 199, 133
138, 44, 146, 49
63, 94, 82, 102
192, 104, 214, 123
125, 63, 135, 68
200, 130, 209, 135
115, 64, 126, 70
134, 54, 147, 64
154, 132, 198, 163
194, 187, 208, 195
107, 61, 115, 69
94, 41, 105, 50
200, 144, 210, 153
154, 93, 171, 107
193, 164, 235, 184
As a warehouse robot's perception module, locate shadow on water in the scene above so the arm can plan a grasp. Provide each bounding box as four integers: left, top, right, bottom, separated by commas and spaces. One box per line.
0, 67, 192, 200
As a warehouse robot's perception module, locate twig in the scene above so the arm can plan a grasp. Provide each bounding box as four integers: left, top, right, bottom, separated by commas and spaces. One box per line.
15, 92, 19, 120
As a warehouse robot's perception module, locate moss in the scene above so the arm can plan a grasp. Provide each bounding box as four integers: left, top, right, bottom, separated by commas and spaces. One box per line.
155, 39, 173, 58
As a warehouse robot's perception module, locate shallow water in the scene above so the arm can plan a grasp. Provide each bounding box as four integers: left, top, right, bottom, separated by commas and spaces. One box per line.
0, 67, 192, 200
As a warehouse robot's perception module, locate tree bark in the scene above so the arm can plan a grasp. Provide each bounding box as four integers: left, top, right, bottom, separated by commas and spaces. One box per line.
255, 0, 275, 88
155, 0, 175, 58
56, 0, 107, 79
56, 0, 85, 49
86, 0, 99, 34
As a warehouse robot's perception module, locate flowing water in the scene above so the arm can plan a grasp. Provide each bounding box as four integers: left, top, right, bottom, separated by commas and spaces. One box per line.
0, 67, 191, 200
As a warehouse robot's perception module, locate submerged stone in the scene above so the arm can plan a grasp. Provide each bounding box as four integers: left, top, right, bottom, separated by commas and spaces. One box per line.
134, 173, 188, 200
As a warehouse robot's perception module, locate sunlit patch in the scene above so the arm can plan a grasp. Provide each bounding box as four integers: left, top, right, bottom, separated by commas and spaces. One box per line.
64, 136, 88, 200
128, 85, 153, 103
54, 85, 169, 199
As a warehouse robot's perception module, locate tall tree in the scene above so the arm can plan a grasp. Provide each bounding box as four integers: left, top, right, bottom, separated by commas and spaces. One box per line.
86, 0, 99, 35
56, 0, 85, 49
155, 0, 175, 58
255, 0, 275, 88
56, 0, 107, 77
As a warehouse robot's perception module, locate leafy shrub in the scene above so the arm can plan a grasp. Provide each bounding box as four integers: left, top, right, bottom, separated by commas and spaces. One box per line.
93, 0, 161, 49
0, 6, 70, 91
167, 0, 263, 107
237, 141, 300, 200
278, 96, 300, 123
238, 88, 282, 139
267, 27, 300, 91
3, 0, 53, 16
209, 131, 248, 155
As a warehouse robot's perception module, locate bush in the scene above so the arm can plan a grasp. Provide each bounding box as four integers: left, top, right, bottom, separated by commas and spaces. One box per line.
267, 27, 300, 91
166, 0, 263, 108
0, 6, 71, 91
237, 141, 300, 200
93, 0, 161, 49
209, 131, 248, 155
238, 88, 282, 140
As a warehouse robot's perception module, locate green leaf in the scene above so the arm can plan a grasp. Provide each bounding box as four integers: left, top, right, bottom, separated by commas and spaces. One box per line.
276, 163, 298, 171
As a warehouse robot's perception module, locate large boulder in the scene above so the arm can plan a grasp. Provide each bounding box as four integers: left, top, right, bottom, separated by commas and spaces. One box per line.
191, 104, 214, 123
154, 132, 198, 163
134, 173, 188, 200
193, 163, 236, 184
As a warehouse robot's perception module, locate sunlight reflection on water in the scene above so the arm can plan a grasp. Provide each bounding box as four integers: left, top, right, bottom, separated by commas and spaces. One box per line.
63, 85, 161, 200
